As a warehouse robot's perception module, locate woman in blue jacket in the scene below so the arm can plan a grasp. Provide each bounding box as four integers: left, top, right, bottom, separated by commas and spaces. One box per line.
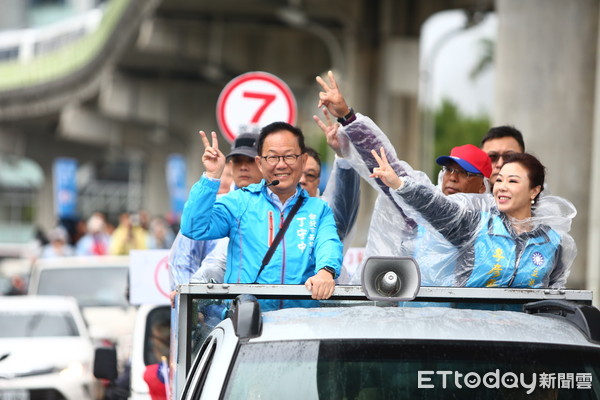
370, 150, 576, 289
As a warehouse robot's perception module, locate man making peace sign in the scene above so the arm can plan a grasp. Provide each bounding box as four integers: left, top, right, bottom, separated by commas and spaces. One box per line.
180, 122, 343, 303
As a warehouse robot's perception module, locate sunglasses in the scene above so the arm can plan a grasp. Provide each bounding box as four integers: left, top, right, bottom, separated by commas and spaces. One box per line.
487, 152, 516, 163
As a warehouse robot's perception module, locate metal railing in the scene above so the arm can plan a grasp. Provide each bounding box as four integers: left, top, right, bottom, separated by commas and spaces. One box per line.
0, 8, 103, 63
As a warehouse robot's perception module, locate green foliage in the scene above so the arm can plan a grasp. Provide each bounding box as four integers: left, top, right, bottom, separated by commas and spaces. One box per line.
432, 98, 490, 174
469, 37, 495, 81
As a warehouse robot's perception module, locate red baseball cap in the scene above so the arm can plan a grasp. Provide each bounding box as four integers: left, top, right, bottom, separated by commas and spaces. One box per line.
436, 144, 492, 178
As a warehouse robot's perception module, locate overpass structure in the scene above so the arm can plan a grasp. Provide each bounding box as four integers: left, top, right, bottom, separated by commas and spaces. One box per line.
0, 0, 599, 299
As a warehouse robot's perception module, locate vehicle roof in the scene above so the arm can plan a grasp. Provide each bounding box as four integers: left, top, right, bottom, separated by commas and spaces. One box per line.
253, 306, 600, 348
0, 258, 32, 275
32, 255, 129, 269
0, 295, 81, 311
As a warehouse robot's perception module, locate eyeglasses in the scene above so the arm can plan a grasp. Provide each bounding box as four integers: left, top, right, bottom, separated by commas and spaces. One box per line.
487, 152, 516, 163
261, 154, 302, 166
302, 172, 319, 182
442, 166, 482, 179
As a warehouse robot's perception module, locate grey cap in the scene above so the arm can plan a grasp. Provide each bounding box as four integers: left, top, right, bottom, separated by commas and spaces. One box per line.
226, 132, 259, 159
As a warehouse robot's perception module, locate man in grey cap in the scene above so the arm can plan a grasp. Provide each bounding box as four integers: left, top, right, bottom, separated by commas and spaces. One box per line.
227, 132, 264, 189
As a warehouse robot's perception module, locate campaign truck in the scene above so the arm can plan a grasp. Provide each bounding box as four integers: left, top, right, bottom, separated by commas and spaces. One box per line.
95, 257, 600, 399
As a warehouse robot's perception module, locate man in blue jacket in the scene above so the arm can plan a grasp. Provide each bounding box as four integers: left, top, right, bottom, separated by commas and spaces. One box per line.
180, 122, 343, 300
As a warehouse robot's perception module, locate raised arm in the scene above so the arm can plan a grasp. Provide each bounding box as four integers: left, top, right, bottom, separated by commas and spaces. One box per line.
371, 147, 478, 246
315, 71, 416, 179
180, 131, 232, 241
314, 72, 431, 229
320, 156, 361, 243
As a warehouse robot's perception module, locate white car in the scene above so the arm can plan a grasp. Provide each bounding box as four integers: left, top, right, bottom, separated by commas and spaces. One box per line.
0, 296, 97, 400
27, 256, 136, 363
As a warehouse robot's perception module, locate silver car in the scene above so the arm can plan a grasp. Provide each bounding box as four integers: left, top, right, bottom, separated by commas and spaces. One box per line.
27, 256, 136, 364
0, 296, 97, 400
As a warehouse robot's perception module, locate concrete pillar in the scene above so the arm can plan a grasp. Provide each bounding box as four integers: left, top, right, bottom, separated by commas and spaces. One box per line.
381, 38, 421, 167
344, 0, 422, 247
494, 0, 598, 289
588, 4, 600, 306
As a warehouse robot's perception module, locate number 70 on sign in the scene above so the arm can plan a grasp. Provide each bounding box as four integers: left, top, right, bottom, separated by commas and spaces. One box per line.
216, 71, 298, 143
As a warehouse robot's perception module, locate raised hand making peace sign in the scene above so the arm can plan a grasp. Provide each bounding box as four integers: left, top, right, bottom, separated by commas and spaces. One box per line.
315, 70, 352, 119
370, 146, 403, 190
199, 131, 226, 179
312, 108, 348, 157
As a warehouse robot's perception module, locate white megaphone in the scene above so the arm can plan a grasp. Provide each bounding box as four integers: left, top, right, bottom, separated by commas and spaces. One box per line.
361, 257, 421, 301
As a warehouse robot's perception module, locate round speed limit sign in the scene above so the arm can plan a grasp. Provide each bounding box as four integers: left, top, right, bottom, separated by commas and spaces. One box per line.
216, 71, 297, 143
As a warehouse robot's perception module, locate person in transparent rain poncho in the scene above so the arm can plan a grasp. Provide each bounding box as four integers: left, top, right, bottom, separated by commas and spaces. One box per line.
314, 70, 576, 287
369, 148, 576, 288
313, 71, 489, 285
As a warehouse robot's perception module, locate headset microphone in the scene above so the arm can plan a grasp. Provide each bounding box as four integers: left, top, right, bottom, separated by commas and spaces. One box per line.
265, 180, 280, 187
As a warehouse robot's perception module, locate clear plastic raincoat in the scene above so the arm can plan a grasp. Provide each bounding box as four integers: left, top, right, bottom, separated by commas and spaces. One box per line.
337, 113, 576, 288
391, 177, 576, 288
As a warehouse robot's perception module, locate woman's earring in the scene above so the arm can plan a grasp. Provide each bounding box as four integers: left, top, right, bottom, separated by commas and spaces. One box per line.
531, 199, 535, 205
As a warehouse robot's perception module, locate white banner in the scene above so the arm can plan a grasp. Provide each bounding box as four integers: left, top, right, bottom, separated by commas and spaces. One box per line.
129, 249, 171, 305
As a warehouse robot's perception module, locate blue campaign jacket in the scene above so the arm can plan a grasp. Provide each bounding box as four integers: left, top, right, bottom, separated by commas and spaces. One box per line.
180, 176, 343, 285
466, 211, 562, 288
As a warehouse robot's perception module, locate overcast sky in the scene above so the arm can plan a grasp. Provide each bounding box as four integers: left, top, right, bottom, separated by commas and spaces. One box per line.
420, 10, 498, 117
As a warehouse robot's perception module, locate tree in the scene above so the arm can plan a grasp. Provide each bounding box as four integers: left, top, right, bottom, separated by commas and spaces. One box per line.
432, 98, 490, 174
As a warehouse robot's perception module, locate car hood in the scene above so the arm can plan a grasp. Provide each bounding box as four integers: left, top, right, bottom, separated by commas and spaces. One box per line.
0, 337, 93, 378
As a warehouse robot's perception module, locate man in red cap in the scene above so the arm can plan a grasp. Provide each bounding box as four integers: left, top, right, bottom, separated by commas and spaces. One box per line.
435, 144, 492, 196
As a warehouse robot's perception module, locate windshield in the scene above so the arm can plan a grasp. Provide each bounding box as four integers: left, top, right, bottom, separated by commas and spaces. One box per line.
36, 267, 129, 307
0, 310, 79, 337
224, 340, 600, 399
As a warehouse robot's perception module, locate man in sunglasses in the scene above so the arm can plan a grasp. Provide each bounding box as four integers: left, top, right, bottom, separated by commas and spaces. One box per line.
480, 126, 526, 185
